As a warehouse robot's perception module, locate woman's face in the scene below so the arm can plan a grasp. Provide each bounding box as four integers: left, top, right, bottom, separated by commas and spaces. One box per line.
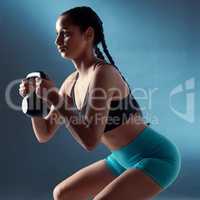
55, 15, 91, 59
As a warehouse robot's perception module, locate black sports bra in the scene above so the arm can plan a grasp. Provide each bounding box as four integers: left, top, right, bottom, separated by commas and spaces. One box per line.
70, 62, 150, 133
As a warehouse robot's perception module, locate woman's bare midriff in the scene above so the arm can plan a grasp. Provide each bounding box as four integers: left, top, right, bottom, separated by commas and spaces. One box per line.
100, 112, 148, 151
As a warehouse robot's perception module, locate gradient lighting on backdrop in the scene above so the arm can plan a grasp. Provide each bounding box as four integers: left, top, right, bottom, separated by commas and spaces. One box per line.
1, 0, 199, 199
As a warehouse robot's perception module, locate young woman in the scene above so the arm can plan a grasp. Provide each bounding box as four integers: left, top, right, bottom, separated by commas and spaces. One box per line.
19, 6, 181, 200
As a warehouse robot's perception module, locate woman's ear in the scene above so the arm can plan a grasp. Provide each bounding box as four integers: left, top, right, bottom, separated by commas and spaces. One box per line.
84, 26, 95, 42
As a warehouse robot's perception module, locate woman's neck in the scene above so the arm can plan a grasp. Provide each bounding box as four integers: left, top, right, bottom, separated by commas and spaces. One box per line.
72, 56, 103, 78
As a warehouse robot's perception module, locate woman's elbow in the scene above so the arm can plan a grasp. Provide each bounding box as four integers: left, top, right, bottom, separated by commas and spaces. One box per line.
36, 129, 54, 143
36, 134, 50, 143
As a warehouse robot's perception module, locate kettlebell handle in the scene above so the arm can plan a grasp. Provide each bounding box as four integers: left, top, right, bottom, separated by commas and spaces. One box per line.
25, 71, 49, 80
21, 71, 50, 117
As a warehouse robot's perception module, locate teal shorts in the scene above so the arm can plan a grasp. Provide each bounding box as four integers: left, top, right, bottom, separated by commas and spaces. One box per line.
105, 126, 181, 189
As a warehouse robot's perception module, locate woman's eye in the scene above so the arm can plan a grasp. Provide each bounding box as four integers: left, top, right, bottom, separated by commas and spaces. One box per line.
56, 32, 70, 36
64, 33, 70, 37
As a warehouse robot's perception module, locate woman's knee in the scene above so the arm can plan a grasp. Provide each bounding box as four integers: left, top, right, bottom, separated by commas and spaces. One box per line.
53, 184, 71, 200
53, 185, 63, 200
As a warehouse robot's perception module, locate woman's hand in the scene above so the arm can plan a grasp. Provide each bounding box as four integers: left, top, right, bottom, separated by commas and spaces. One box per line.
19, 79, 35, 98
35, 77, 76, 111
35, 77, 58, 104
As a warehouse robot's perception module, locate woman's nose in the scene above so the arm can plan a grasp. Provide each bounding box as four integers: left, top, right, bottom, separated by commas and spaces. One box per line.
55, 35, 63, 46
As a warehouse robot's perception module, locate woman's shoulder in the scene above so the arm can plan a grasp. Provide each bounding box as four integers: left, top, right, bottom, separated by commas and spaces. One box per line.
92, 62, 130, 99
93, 62, 124, 84
92, 61, 119, 80
93, 60, 113, 71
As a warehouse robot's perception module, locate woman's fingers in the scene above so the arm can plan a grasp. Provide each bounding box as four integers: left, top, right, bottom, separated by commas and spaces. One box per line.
19, 87, 28, 97
35, 77, 42, 87
19, 79, 36, 97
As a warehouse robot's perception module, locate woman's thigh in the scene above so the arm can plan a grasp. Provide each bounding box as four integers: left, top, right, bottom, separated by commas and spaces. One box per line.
53, 159, 118, 200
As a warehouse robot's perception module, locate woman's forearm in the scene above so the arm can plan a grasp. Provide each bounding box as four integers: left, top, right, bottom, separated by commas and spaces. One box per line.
48, 91, 94, 151
31, 117, 49, 143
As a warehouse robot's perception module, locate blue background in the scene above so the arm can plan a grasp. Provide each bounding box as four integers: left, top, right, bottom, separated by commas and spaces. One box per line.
1, 0, 199, 199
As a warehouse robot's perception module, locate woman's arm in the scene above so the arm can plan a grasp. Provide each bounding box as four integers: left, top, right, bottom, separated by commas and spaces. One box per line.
30, 72, 76, 143
31, 105, 64, 143
49, 65, 116, 151
31, 116, 49, 143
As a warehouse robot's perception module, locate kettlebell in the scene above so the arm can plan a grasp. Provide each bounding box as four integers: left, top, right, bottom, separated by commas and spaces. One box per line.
21, 71, 50, 117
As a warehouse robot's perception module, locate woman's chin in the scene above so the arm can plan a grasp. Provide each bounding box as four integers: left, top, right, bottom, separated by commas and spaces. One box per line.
60, 51, 70, 58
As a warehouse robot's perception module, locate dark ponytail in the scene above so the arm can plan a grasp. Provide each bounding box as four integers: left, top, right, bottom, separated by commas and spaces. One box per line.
94, 46, 105, 60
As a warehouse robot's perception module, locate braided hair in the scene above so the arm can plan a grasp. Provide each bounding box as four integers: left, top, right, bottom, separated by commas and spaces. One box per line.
60, 6, 145, 119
